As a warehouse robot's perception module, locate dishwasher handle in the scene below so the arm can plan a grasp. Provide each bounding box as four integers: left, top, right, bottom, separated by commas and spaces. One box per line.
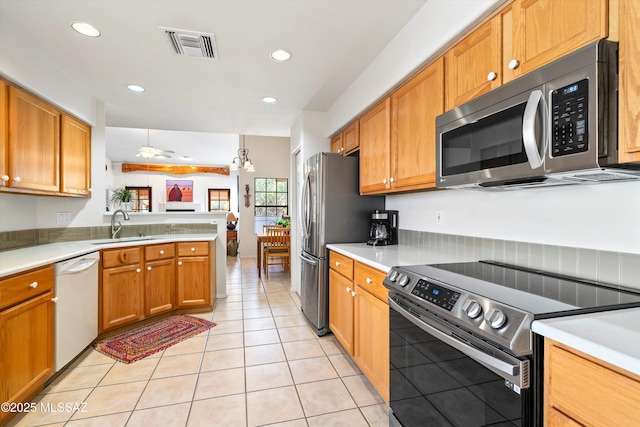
57, 254, 99, 275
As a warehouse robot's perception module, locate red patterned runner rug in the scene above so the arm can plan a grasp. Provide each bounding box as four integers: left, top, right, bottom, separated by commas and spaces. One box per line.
94, 314, 216, 363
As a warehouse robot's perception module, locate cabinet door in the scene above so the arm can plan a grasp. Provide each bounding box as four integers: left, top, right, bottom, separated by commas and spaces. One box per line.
145, 258, 176, 316
102, 264, 143, 330
177, 256, 211, 307
354, 285, 389, 401
618, 0, 640, 163
445, 15, 502, 110
60, 113, 91, 196
8, 86, 60, 192
359, 98, 391, 194
391, 57, 444, 192
342, 120, 360, 155
329, 269, 354, 354
0, 291, 54, 424
0, 80, 7, 189
330, 133, 343, 154
509, 0, 607, 79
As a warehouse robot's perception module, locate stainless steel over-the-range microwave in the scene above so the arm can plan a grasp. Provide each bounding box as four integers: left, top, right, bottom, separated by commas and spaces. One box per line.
436, 39, 640, 190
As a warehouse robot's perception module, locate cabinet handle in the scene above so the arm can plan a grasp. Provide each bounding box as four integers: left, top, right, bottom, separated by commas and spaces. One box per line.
160, 250, 165, 255
29, 281, 38, 289
351, 291, 357, 297
191, 247, 196, 252
487, 71, 497, 81
335, 261, 340, 266
382, 178, 388, 184
346, 287, 351, 293
1, 175, 8, 182
389, 177, 395, 183
51, 297, 58, 303
136, 268, 141, 273
366, 277, 373, 284
508, 59, 520, 70
147, 266, 152, 271
14, 176, 21, 183
178, 261, 183, 266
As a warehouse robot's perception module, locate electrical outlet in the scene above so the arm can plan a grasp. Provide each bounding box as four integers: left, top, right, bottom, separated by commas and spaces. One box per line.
436, 210, 444, 225
56, 212, 71, 225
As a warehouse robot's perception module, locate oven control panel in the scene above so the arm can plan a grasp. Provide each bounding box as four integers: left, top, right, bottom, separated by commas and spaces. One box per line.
410, 279, 460, 311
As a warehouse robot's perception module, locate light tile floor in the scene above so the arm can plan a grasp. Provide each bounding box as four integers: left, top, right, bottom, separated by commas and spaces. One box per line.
7, 257, 389, 427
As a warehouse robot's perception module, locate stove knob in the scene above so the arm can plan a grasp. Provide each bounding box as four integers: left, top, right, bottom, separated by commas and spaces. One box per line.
398, 274, 411, 287
485, 308, 507, 329
463, 300, 483, 319
388, 270, 399, 282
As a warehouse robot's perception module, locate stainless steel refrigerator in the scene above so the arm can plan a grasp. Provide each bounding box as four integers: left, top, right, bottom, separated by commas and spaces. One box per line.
299, 152, 384, 336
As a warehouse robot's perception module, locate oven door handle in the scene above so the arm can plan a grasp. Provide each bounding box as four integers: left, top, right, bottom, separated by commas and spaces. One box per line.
389, 298, 521, 378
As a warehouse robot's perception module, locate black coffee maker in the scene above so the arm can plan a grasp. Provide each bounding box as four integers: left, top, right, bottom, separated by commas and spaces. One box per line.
367, 210, 398, 246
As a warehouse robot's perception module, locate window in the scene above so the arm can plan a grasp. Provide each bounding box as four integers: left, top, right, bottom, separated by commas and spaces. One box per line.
208, 188, 231, 212
254, 178, 288, 217
126, 186, 152, 212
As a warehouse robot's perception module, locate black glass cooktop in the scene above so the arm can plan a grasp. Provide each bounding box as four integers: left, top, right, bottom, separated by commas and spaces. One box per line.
414, 261, 640, 318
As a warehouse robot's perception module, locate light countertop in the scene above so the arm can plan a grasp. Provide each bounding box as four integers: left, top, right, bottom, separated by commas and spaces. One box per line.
532, 308, 640, 376
0, 234, 217, 278
328, 243, 640, 378
326, 242, 478, 272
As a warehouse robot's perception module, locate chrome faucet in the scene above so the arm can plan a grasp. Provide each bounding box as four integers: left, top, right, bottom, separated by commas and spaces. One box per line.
111, 209, 130, 239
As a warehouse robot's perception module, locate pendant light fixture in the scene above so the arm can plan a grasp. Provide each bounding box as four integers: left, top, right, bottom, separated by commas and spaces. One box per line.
230, 135, 255, 172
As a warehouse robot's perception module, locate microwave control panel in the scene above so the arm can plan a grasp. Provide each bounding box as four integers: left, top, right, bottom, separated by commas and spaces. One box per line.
551, 78, 588, 157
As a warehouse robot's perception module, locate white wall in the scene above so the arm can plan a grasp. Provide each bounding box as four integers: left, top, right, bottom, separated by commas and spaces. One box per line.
318, 0, 640, 256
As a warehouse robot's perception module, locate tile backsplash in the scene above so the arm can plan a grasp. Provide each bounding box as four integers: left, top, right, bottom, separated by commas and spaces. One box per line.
0, 223, 217, 251
399, 229, 640, 291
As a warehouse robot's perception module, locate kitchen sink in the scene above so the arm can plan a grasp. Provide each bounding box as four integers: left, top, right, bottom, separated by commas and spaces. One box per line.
89, 236, 155, 245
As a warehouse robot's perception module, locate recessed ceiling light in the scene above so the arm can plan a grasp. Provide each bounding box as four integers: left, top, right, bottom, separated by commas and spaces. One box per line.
262, 96, 277, 104
270, 49, 292, 62
71, 22, 101, 37
127, 84, 145, 93
181, 156, 192, 160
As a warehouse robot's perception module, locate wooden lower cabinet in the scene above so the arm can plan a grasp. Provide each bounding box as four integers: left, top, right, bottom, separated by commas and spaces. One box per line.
0, 266, 55, 426
101, 247, 144, 331
328, 251, 389, 401
144, 243, 176, 316
544, 338, 640, 426
177, 242, 212, 307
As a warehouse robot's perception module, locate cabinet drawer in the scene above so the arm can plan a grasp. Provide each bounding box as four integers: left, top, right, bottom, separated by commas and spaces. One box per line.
177, 242, 209, 257
329, 251, 354, 280
102, 247, 142, 268
145, 243, 175, 261
0, 265, 54, 310
354, 262, 388, 303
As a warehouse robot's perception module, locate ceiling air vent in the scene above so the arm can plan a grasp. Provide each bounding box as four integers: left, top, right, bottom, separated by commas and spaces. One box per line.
160, 27, 218, 60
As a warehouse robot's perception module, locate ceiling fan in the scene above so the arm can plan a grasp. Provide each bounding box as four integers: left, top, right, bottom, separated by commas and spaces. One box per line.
136, 144, 174, 159
136, 129, 175, 159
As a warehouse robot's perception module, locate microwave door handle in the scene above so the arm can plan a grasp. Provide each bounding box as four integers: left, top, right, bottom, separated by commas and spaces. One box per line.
522, 90, 546, 170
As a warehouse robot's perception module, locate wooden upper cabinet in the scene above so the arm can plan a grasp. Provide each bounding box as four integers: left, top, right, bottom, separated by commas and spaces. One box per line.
445, 15, 502, 110
8, 86, 60, 193
508, 0, 608, 81
342, 120, 359, 155
391, 57, 444, 192
60, 113, 91, 196
618, 0, 640, 163
359, 98, 391, 194
330, 133, 343, 154
0, 80, 7, 189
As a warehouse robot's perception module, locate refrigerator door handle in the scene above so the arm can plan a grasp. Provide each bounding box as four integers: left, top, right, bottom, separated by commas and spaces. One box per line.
302, 172, 312, 238
299, 252, 318, 265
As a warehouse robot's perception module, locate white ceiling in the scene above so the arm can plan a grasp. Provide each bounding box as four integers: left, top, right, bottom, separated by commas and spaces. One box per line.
0, 0, 427, 148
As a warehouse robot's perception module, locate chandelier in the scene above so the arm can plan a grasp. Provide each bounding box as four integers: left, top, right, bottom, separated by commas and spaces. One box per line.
229, 136, 255, 172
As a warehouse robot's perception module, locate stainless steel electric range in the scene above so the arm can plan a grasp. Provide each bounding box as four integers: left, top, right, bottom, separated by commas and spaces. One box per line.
384, 260, 640, 427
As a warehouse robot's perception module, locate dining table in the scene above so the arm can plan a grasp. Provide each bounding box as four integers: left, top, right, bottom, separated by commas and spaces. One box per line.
256, 230, 291, 277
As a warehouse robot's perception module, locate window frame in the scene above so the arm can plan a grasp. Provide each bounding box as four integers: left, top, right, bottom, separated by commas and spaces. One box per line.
125, 186, 152, 212
208, 188, 231, 212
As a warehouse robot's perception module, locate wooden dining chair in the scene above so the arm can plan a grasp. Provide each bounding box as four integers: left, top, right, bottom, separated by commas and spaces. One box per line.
263, 227, 291, 278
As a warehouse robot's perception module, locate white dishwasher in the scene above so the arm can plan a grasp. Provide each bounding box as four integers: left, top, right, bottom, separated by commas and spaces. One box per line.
54, 252, 99, 372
